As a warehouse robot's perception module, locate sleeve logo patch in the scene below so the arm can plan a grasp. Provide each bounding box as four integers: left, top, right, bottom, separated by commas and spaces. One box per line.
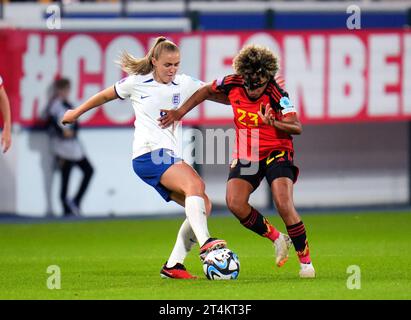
279, 97, 296, 115
279, 96, 293, 109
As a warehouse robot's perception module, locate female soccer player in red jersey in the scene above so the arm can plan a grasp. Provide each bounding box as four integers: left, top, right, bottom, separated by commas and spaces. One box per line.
158, 45, 315, 278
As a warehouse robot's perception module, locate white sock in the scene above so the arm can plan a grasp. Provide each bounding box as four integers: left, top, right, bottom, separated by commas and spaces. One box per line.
166, 219, 197, 268
185, 196, 210, 247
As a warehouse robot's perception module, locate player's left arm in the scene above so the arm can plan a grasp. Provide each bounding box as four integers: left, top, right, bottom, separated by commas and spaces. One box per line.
260, 80, 302, 135
273, 112, 302, 135
258, 105, 302, 135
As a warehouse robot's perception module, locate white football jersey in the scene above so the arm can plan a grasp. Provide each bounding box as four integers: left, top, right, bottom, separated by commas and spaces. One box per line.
115, 73, 203, 159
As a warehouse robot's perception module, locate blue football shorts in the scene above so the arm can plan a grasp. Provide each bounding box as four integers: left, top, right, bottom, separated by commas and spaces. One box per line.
132, 148, 182, 202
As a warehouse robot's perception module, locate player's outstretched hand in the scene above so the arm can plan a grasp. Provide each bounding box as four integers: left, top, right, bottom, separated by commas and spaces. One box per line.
257, 103, 275, 126
158, 109, 181, 128
61, 110, 78, 125
1, 129, 11, 153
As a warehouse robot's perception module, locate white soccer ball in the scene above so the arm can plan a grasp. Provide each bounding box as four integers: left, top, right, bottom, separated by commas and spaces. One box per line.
203, 248, 240, 280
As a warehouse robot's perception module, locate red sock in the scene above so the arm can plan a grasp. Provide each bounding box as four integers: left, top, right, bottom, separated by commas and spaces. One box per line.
286, 221, 312, 264
263, 220, 280, 241
240, 207, 280, 241
297, 241, 311, 264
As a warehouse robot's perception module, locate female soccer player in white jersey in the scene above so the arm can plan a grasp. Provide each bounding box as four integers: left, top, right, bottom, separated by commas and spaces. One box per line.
62, 37, 228, 279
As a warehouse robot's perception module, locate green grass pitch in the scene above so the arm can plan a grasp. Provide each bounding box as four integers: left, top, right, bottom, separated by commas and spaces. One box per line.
0, 211, 410, 300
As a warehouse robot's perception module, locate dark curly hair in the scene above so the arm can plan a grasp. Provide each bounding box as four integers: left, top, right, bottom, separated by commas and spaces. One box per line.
233, 45, 279, 81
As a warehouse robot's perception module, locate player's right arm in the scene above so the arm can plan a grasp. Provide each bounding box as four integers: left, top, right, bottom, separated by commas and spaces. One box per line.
158, 83, 215, 128
61, 86, 117, 125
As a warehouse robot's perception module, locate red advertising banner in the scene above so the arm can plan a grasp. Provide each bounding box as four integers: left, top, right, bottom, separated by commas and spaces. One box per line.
0, 29, 410, 127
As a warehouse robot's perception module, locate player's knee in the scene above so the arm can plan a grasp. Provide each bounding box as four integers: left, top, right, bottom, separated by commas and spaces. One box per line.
226, 195, 246, 216
274, 198, 294, 215
184, 179, 206, 197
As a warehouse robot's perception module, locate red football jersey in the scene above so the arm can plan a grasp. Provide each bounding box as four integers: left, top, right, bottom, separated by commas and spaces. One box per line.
211, 74, 297, 161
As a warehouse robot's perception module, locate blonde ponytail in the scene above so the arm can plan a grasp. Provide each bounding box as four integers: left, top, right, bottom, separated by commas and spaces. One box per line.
117, 36, 178, 75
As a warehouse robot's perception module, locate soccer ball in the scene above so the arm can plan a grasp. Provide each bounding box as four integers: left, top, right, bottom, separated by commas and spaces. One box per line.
203, 248, 240, 280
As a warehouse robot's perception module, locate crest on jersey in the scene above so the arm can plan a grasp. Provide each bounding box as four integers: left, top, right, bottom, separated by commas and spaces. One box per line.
172, 93, 181, 106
